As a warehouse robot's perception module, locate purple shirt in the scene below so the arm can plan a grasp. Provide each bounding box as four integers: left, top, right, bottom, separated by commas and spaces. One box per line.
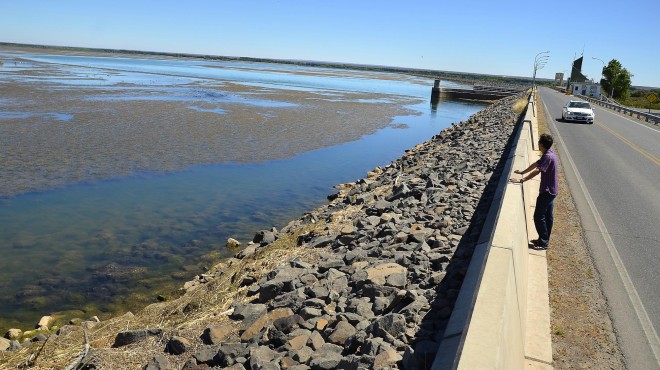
536, 148, 558, 195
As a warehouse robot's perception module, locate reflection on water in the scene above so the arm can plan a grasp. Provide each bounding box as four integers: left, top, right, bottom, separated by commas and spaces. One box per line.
0, 50, 486, 331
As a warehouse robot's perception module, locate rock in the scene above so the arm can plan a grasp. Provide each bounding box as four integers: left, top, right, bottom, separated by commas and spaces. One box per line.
374, 348, 403, 369
31, 333, 47, 342
309, 349, 342, 370
365, 263, 407, 286
273, 314, 305, 333
327, 320, 357, 345
253, 230, 276, 244
236, 244, 258, 259
240, 308, 293, 341
280, 356, 299, 369
226, 238, 241, 248
202, 324, 233, 345
194, 347, 219, 366
37, 315, 54, 329
249, 346, 280, 370
4, 329, 21, 340
144, 354, 173, 370
368, 313, 406, 338
309, 330, 325, 350
181, 359, 211, 370
9, 340, 21, 351
287, 334, 309, 351
292, 345, 314, 364
0, 337, 10, 351
270, 289, 307, 312
216, 343, 249, 367
308, 236, 334, 249
112, 329, 162, 347
166, 336, 190, 355
231, 303, 267, 324
225, 364, 247, 370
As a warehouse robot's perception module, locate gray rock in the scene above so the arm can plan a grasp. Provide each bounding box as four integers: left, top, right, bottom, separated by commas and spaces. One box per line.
253, 230, 276, 244
194, 346, 219, 365
367, 313, 406, 338
231, 304, 267, 323
217, 342, 249, 367
201, 324, 233, 345
112, 329, 162, 347
249, 346, 280, 370
236, 244, 258, 259
225, 364, 247, 370
9, 340, 21, 351
309, 352, 342, 370
166, 336, 190, 355
308, 236, 334, 249
337, 354, 375, 370
300, 307, 323, 320
144, 354, 173, 370
309, 330, 325, 350
292, 345, 314, 363
273, 314, 305, 333
303, 298, 327, 309
327, 320, 356, 345
31, 333, 48, 342
270, 289, 307, 312
318, 259, 344, 272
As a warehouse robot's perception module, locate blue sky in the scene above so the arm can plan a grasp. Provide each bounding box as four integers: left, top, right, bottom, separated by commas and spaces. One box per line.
2, 0, 659, 87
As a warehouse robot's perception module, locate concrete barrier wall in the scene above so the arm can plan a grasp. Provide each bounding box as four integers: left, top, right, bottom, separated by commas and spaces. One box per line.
432, 90, 552, 369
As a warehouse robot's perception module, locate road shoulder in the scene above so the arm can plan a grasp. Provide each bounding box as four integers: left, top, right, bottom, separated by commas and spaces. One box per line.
537, 92, 625, 369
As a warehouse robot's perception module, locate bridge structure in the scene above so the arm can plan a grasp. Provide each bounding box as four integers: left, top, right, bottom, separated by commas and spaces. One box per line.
431, 79, 524, 101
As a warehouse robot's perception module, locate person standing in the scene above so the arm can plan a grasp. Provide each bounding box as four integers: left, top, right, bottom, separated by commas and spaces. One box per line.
510, 133, 558, 250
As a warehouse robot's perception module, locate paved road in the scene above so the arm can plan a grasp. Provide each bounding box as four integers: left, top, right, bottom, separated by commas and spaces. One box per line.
539, 87, 660, 370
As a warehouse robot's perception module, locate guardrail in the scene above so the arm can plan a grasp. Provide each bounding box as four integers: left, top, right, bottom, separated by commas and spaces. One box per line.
432, 89, 552, 369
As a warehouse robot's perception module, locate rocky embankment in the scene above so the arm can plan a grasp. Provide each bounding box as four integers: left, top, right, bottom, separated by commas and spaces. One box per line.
1, 93, 524, 369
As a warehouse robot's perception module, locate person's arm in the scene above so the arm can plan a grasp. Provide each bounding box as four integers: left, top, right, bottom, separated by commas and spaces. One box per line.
514, 162, 537, 175
510, 168, 540, 183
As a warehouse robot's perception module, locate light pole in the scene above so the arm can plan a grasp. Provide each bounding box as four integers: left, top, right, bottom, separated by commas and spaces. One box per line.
592, 57, 609, 98
532, 51, 550, 90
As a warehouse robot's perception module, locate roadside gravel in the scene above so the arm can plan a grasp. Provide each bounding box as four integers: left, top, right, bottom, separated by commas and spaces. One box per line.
538, 95, 625, 369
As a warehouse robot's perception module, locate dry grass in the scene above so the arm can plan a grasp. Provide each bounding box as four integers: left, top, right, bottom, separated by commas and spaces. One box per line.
537, 93, 625, 369
512, 93, 530, 114
1, 224, 319, 369
0, 187, 373, 369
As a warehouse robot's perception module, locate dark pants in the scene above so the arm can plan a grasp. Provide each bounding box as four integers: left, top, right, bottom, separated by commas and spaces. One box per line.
534, 192, 556, 246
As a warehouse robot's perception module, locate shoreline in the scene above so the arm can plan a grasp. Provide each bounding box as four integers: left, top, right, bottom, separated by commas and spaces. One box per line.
2, 92, 526, 369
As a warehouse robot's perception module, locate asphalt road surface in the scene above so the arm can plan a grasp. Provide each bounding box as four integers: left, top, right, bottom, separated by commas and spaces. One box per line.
539, 87, 660, 370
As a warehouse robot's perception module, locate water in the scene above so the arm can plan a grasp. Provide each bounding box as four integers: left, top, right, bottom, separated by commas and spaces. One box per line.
0, 50, 485, 331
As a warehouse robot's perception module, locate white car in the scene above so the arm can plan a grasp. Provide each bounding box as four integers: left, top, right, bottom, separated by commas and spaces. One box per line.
562, 100, 595, 124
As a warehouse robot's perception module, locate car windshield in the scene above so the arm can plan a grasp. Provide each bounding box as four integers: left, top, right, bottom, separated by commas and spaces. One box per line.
568, 102, 591, 109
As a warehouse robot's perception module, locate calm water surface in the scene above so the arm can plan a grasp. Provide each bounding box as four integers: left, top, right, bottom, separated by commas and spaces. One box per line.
0, 52, 486, 330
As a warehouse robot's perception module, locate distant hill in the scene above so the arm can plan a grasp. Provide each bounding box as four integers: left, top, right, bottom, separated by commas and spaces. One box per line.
0, 41, 533, 87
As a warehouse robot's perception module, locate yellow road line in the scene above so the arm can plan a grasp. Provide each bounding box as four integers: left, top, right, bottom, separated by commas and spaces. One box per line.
595, 122, 660, 166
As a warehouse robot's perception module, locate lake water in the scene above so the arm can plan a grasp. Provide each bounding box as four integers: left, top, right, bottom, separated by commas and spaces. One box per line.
0, 50, 486, 331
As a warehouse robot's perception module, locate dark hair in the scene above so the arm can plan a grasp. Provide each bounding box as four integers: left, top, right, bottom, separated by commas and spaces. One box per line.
539, 133, 553, 149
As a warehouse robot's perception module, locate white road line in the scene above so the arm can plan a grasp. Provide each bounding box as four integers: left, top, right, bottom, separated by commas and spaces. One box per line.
593, 105, 660, 133
542, 98, 660, 365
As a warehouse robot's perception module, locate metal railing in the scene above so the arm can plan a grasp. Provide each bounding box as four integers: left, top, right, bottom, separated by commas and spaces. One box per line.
578, 95, 660, 125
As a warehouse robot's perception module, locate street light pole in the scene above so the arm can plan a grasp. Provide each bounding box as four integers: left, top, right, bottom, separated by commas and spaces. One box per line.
532, 51, 550, 90
592, 57, 607, 98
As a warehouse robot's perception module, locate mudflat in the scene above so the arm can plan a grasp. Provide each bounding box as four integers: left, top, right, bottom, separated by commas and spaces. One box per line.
0, 48, 420, 198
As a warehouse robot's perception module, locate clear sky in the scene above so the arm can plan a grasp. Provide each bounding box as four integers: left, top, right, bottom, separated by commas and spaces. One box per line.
1, 0, 658, 87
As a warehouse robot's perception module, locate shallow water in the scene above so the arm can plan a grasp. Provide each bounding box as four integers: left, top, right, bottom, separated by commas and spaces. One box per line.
0, 50, 486, 331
